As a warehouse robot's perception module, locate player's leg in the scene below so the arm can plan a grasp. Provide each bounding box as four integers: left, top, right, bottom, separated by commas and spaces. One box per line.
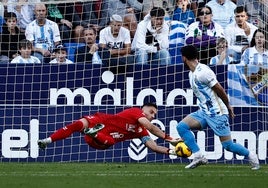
208, 115, 260, 170
84, 124, 115, 147
84, 135, 112, 150
38, 118, 88, 149
220, 136, 260, 170
176, 111, 208, 169
84, 123, 105, 137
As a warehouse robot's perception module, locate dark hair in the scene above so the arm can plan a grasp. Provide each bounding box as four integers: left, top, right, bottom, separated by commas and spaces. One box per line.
150, 7, 165, 17
250, 29, 266, 48
19, 39, 32, 49
198, 6, 212, 16
181, 45, 198, 60
4, 12, 17, 21
142, 103, 158, 109
234, 6, 247, 14
83, 25, 97, 35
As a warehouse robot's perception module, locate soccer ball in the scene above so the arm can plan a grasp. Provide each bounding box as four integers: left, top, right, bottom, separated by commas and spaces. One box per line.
175, 141, 192, 158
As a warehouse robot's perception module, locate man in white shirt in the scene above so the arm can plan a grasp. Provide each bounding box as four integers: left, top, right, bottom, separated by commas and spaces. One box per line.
25, 3, 61, 63
131, 7, 171, 65
224, 6, 258, 63
206, 0, 236, 30
99, 15, 132, 59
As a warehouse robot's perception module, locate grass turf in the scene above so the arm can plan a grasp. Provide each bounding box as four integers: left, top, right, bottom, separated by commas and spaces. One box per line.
0, 163, 267, 188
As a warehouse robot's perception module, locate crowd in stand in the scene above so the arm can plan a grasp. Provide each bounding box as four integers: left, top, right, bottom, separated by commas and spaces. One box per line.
0, 0, 267, 66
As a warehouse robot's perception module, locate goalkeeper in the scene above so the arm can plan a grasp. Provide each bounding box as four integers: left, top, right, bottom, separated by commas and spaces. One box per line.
38, 103, 180, 156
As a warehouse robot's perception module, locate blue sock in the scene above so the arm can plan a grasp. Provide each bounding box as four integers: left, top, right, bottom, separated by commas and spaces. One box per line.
176, 121, 200, 153
222, 140, 249, 157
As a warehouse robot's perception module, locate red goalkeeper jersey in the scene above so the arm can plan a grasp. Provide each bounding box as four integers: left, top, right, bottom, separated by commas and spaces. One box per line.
84, 107, 150, 144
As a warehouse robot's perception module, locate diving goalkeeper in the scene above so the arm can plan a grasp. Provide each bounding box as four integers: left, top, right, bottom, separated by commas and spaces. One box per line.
38, 103, 180, 155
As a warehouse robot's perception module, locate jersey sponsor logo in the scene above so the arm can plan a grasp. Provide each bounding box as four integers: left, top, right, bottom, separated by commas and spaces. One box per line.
110, 132, 124, 139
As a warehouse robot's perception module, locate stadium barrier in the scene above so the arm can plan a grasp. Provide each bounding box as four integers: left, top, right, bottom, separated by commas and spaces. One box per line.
0, 64, 267, 164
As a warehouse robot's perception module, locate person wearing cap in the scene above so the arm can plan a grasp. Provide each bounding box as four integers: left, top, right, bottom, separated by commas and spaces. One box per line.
131, 7, 171, 65
10, 39, 41, 63
99, 14, 133, 65
49, 44, 74, 64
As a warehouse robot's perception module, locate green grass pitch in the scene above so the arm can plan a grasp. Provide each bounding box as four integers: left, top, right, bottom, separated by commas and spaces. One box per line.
0, 163, 267, 188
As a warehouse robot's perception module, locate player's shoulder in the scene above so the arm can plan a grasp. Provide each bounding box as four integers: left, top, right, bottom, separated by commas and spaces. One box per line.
196, 63, 215, 77
117, 107, 144, 118
46, 19, 58, 26
124, 107, 142, 113
196, 63, 211, 72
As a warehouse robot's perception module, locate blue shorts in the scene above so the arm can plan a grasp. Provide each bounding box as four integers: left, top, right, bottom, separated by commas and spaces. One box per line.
189, 110, 231, 137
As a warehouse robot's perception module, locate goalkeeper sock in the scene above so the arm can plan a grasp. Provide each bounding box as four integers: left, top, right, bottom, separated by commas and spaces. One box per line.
50, 120, 84, 142
221, 140, 249, 156
177, 121, 200, 153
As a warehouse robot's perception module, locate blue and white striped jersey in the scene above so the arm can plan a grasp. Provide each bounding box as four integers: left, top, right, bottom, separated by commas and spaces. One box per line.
25, 19, 61, 51
189, 63, 228, 115
240, 47, 268, 66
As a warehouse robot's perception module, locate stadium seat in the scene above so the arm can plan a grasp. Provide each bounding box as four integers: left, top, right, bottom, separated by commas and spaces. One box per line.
63, 42, 86, 62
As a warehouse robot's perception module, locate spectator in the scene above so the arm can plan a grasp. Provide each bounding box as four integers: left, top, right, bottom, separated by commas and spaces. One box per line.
25, 3, 61, 63
102, 0, 143, 19
49, 1, 108, 43
49, 44, 74, 64
131, 7, 171, 65
236, 0, 266, 29
101, 0, 142, 36
75, 26, 109, 64
10, 39, 40, 63
224, 6, 258, 63
0, 5, 3, 18
0, 12, 25, 62
172, 0, 195, 26
206, 0, 236, 30
54, 2, 84, 44
0, 2, 4, 33
123, 13, 137, 40
210, 37, 233, 65
7, 0, 40, 32
99, 14, 133, 65
168, 20, 187, 64
185, 6, 224, 64
45, 3, 73, 43
240, 29, 268, 66
190, 0, 208, 17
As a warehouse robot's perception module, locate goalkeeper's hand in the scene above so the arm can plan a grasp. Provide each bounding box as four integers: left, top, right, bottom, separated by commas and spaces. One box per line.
164, 134, 183, 146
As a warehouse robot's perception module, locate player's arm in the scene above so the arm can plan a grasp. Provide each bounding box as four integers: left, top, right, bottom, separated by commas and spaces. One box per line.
212, 82, 235, 118
144, 137, 176, 155
138, 117, 180, 146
